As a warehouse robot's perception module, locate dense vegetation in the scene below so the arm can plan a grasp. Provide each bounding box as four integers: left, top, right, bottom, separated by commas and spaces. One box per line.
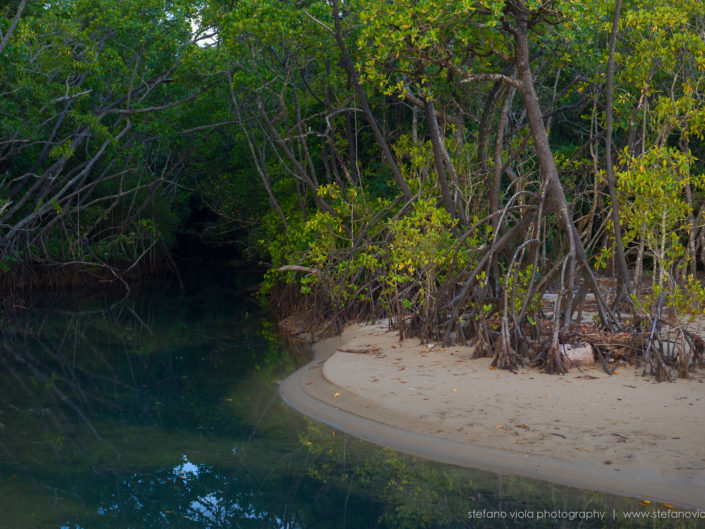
2, 0, 705, 377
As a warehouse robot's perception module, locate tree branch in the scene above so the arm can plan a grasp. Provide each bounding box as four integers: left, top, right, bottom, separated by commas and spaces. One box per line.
0, 0, 27, 56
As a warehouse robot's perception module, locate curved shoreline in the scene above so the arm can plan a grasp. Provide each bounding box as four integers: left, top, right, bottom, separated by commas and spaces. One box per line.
280, 328, 705, 511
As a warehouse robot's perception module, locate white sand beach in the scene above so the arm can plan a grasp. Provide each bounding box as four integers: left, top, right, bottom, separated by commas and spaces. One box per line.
280, 321, 705, 510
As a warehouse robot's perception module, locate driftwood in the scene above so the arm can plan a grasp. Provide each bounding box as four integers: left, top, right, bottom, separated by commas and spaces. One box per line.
278, 265, 320, 274
337, 347, 380, 354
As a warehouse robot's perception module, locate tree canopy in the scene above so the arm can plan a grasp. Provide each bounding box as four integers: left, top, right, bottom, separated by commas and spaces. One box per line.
2, 0, 705, 377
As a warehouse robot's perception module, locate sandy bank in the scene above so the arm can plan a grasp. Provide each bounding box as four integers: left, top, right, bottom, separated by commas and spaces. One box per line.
280, 321, 705, 510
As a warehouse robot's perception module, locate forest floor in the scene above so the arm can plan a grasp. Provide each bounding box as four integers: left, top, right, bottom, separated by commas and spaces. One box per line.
280, 320, 705, 510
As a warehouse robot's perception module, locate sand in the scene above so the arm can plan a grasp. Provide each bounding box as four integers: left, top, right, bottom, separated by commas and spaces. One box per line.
279, 321, 705, 510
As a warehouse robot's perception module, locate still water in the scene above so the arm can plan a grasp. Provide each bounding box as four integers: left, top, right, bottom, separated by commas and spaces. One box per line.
0, 269, 697, 528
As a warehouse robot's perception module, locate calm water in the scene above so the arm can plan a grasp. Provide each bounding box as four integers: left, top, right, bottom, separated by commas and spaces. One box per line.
0, 268, 698, 528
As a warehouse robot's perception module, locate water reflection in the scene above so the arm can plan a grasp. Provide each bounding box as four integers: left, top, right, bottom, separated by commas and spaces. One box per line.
0, 271, 698, 528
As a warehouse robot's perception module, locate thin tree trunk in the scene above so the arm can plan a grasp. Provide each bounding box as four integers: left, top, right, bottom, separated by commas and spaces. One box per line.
626, 67, 655, 154
634, 221, 646, 291
424, 97, 455, 216
329, 0, 413, 202
411, 105, 419, 144
658, 206, 667, 287
492, 83, 517, 228
698, 206, 705, 269
681, 136, 697, 277
228, 71, 287, 228
604, 0, 632, 303
344, 110, 360, 183
257, 99, 337, 218
478, 82, 502, 206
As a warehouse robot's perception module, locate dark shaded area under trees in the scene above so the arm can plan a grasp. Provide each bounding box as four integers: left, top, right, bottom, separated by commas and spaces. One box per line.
2, 0, 705, 378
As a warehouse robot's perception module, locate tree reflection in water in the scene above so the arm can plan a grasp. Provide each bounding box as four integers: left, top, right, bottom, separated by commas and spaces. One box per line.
0, 274, 683, 528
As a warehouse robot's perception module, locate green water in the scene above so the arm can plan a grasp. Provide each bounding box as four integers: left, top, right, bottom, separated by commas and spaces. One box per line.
0, 268, 699, 528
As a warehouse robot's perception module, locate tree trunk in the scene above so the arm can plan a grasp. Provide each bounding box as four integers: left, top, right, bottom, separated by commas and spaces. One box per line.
492, 83, 517, 228
329, 0, 413, 202
478, 82, 502, 210
603, 0, 632, 303
510, 12, 614, 328
344, 110, 360, 183
680, 136, 697, 277
424, 97, 455, 217
230, 88, 287, 228
634, 221, 646, 292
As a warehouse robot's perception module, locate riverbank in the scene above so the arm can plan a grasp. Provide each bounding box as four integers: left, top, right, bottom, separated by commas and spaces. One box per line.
0, 260, 169, 307
280, 320, 705, 510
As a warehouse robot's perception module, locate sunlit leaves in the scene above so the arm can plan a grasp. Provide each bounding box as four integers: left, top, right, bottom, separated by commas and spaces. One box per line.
353, 0, 510, 98
617, 147, 703, 287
